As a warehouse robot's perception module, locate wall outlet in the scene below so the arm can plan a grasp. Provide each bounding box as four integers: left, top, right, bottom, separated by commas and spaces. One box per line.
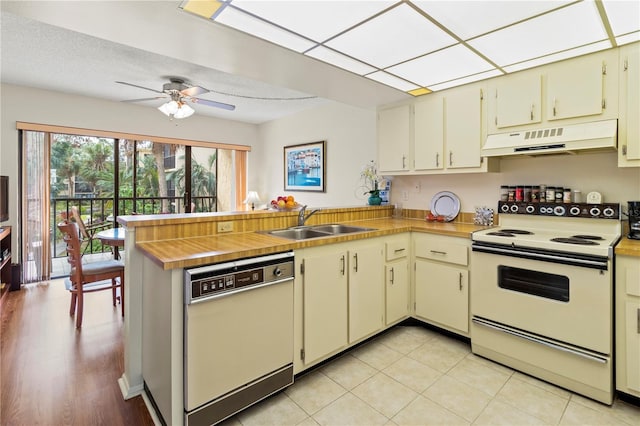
414, 182, 421, 193
217, 221, 234, 233
402, 191, 409, 201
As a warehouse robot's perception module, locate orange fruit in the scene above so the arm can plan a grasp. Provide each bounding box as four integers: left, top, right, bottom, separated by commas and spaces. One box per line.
287, 195, 294, 202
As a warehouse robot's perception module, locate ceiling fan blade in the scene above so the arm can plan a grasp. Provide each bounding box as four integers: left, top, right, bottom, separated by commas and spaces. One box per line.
189, 97, 236, 111
116, 81, 164, 94
180, 85, 209, 97
121, 96, 166, 103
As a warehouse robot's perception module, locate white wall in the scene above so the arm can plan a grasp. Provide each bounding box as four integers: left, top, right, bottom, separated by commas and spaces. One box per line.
390, 152, 640, 213
0, 83, 259, 256
254, 101, 377, 207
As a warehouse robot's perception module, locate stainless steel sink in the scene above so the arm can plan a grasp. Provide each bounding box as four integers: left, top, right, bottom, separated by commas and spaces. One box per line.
265, 224, 375, 240
310, 224, 375, 235
267, 228, 331, 240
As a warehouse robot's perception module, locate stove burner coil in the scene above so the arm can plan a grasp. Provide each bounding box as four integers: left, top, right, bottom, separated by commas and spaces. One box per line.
550, 237, 599, 245
571, 235, 605, 241
487, 231, 517, 237
500, 229, 534, 235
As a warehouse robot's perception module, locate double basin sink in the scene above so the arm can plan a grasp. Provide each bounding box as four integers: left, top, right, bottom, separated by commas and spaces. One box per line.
265, 224, 376, 240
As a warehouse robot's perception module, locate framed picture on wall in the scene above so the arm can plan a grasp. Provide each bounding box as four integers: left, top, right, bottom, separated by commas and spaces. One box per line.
284, 141, 326, 192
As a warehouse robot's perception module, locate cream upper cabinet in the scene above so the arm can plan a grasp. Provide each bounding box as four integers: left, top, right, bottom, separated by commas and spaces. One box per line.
615, 254, 640, 398
619, 42, 640, 167
445, 85, 484, 169
545, 50, 616, 121
414, 94, 444, 171
378, 104, 411, 173
412, 85, 494, 173
490, 73, 542, 129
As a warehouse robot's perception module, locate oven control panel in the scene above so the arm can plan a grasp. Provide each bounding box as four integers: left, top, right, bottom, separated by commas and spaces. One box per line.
498, 201, 620, 219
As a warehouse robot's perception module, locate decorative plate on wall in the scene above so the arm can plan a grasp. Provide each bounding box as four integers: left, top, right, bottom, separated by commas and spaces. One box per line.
430, 191, 461, 222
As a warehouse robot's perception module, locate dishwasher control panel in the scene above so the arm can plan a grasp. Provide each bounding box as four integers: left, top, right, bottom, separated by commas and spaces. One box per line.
184, 251, 294, 303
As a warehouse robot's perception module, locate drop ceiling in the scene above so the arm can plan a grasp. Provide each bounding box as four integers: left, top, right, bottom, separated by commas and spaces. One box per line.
1, 1, 638, 125
184, 0, 640, 94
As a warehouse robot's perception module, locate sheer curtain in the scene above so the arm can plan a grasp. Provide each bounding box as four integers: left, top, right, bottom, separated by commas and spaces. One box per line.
21, 130, 51, 283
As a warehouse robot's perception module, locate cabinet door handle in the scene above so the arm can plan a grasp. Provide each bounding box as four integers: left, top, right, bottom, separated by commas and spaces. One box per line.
430, 250, 447, 255
402, 155, 406, 169
394, 248, 405, 253
552, 98, 557, 117
340, 255, 345, 276
459, 272, 463, 291
530, 104, 534, 121
435, 152, 439, 167
449, 151, 453, 166
637, 308, 640, 334
353, 253, 358, 272
390, 267, 395, 285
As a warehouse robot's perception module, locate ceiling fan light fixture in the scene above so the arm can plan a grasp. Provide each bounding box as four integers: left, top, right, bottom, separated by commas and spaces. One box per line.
158, 100, 179, 116
174, 103, 195, 119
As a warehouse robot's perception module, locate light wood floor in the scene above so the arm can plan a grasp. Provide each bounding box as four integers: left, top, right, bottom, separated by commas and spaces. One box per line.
0, 279, 154, 425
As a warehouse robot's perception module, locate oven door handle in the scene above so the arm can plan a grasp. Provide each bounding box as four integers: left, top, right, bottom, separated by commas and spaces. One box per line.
472, 317, 608, 364
472, 243, 608, 270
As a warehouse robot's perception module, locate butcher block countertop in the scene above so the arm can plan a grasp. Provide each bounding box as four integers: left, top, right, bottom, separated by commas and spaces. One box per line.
616, 236, 640, 257
123, 210, 488, 270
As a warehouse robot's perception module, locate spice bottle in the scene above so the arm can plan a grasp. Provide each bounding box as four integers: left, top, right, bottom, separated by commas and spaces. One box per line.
515, 185, 524, 202
563, 188, 572, 203
546, 186, 555, 203
524, 186, 532, 202
531, 186, 540, 203
508, 186, 515, 202
500, 185, 509, 202
555, 187, 564, 203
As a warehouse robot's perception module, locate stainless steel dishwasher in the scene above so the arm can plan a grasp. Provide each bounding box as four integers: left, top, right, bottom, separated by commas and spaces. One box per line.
183, 251, 295, 426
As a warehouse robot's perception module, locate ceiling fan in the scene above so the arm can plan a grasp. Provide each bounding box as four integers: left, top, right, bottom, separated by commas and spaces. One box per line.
116, 78, 235, 119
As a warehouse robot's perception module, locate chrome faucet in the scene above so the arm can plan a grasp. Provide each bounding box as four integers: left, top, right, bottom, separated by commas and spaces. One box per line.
298, 205, 321, 226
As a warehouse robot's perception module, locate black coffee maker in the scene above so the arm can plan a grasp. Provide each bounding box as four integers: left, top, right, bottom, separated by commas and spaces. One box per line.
628, 201, 640, 240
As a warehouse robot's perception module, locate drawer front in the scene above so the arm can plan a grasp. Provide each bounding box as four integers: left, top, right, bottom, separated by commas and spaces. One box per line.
386, 240, 409, 261
414, 236, 468, 266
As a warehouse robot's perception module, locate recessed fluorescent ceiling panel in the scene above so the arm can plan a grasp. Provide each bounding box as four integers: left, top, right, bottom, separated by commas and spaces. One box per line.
388, 44, 494, 87
305, 45, 377, 75
227, 0, 395, 42
325, 3, 456, 69
200, 0, 640, 96
366, 70, 420, 92
413, 0, 570, 40
602, 0, 640, 44
468, 1, 608, 67
216, 5, 315, 52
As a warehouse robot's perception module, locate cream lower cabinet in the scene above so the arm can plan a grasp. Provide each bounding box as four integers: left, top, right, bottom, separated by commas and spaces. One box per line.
413, 233, 470, 336
385, 234, 410, 325
615, 254, 640, 398
295, 239, 384, 370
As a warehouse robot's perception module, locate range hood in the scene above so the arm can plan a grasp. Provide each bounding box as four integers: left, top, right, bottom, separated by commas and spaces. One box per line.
482, 119, 617, 157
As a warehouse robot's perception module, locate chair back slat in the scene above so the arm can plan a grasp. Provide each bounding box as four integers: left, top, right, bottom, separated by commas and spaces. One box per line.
70, 206, 90, 240
58, 221, 84, 281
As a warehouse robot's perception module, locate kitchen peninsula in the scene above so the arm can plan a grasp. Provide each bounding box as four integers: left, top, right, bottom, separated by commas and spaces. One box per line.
116, 206, 486, 425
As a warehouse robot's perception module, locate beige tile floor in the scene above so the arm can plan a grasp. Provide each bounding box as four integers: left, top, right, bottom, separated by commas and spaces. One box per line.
222, 325, 640, 426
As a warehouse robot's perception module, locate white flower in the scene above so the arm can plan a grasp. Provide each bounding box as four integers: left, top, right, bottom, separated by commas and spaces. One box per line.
360, 160, 382, 194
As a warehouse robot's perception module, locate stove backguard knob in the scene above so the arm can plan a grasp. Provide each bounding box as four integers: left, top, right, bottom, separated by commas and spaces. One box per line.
603, 207, 615, 217
525, 205, 535, 214
501, 204, 510, 213
553, 206, 566, 216
569, 206, 581, 216
510, 204, 519, 213
589, 207, 601, 217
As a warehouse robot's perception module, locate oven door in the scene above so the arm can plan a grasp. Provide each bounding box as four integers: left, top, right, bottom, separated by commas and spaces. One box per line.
470, 249, 611, 354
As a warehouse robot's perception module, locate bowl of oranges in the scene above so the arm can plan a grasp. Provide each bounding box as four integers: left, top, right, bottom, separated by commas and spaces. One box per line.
270, 195, 301, 211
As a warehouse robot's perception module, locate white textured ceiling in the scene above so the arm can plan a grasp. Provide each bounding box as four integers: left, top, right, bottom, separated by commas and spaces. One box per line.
0, 1, 407, 124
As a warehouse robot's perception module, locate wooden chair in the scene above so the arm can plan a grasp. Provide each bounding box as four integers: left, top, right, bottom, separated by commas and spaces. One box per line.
70, 206, 112, 255
58, 221, 125, 328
